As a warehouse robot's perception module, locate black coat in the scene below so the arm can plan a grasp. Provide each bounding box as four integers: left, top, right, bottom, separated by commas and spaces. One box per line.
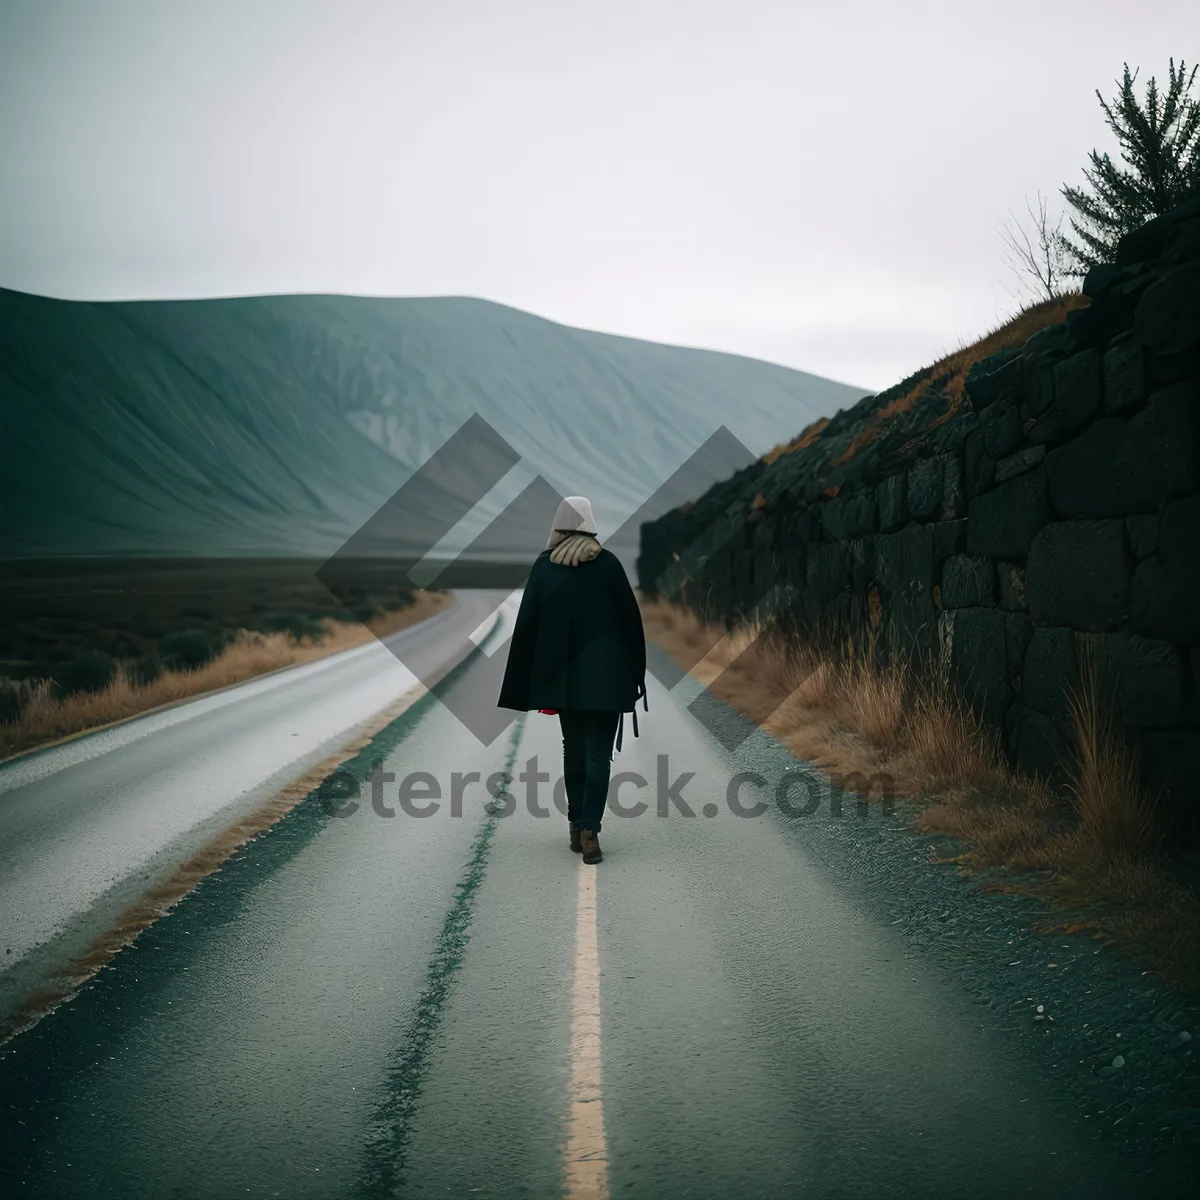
498, 547, 646, 713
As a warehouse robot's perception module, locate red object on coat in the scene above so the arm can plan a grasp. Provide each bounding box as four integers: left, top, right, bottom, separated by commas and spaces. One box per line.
538, 708, 559, 715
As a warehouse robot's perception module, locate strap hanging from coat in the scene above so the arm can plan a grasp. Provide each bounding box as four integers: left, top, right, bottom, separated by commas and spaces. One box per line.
618, 682, 648, 752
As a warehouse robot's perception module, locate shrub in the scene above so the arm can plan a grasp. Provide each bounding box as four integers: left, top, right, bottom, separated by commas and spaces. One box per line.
0, 679, 30, 724
158, 628, 225, 671
253, 612, 328, 645
289, 614, 328, 645
52, 651, 118, 698
127, 653, 163, 686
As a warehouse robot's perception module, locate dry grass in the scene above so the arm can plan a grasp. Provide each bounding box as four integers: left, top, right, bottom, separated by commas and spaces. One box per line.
1062, 662, 1157, 859
762, 415, 831, 465
642, 596, 1200, 989
0, 590, 451, 761
641, 599, 1008, 795
763, 292, 1090, 467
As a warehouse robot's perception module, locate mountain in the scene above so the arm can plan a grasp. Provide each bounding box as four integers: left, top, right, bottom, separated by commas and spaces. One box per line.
0, 288, 868, 562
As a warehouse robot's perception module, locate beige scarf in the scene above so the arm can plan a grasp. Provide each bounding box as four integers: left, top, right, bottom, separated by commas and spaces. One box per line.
547, 530, 602, 566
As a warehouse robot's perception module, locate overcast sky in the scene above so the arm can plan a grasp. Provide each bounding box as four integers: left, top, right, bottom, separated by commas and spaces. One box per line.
0, 0, 1192, 389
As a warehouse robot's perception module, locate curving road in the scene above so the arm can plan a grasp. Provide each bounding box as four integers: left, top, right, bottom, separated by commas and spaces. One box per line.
0, 592, 1183, 1198
0, 589, 511, 1030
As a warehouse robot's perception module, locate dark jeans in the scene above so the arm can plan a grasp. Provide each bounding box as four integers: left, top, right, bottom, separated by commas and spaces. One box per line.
558, 709, 620, 833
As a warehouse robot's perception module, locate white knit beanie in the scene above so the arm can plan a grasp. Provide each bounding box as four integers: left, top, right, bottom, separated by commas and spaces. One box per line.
549, 496, 597, 537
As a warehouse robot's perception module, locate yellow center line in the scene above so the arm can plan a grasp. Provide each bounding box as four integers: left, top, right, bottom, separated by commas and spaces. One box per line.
564, 861, 609, 1200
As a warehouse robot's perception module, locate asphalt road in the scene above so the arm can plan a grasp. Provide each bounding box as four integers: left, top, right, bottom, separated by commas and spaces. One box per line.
0, 591, 1177, 1198
0, 589, 511, 1031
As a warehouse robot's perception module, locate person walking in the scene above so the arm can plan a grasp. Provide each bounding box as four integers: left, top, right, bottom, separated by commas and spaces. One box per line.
498, 496, 646, 864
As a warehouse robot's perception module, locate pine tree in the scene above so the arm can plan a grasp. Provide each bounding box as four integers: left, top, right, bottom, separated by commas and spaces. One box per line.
1060, 59, 1200, 273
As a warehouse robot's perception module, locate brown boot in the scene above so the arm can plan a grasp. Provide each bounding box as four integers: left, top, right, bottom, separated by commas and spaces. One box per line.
569, 823, 582, 853
580, 830, 602, 865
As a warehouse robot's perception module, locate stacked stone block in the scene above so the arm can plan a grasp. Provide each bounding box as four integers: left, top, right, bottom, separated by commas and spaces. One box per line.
639, 188, 1200, 855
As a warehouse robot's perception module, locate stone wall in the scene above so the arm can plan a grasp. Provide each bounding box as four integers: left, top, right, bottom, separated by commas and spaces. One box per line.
638, 188, 1200, 856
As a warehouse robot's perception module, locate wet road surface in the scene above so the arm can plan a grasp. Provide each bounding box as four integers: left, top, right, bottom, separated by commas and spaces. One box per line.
0, 597, 1186, 1198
